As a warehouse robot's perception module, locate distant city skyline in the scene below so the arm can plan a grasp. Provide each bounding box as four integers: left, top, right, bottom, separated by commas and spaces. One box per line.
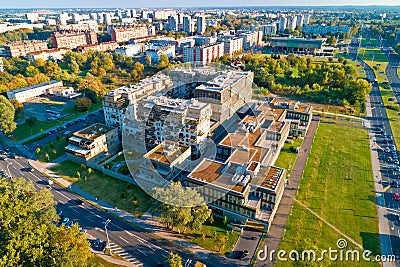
0, 0, 399, 8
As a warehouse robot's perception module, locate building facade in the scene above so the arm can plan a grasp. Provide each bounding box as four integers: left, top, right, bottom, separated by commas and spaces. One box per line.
51, 31, 98, 49
66, 123, 121, 164
183, 43, 224, 65
4, 41, 48, 58
6, 80, 63, 103
110, 25, 155, 43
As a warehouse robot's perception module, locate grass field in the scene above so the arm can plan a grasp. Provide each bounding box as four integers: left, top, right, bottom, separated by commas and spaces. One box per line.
277, 121, 380, 267
36, 137, 68, 162
40, 99, 67, 105
274, 137, 303, 174
51, 161, 154, 217
179, 216, 240, 255
88, 254, 124, 267
361, 38, 381, 48
358, 49, 388, 83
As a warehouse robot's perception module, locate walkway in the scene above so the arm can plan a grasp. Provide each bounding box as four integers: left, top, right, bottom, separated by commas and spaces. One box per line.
254, 117, 320, 267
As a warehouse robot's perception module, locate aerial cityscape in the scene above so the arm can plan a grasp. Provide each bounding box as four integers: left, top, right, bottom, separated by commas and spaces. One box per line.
0, 1, 399, 267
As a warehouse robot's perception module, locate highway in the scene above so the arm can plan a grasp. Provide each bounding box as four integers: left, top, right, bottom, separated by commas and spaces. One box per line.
349, 40, 400, 261
0, 144, 199, 267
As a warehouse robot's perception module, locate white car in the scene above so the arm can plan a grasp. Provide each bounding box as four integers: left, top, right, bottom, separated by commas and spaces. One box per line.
47, 180, 54, 186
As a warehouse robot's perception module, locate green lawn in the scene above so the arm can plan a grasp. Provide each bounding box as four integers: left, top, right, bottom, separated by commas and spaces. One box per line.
36, 136, 68, 162
274, 137, 303, 174
358, 48, 387, 62
179, 216, 240, 255
277, 121, 380, 267
380, 87, 400, 157
51, 161, 154, 217
88, 254, 124, 267
361, 38, 381, 48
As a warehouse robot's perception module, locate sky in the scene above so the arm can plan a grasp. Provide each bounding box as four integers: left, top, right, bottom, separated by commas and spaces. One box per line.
0, 0, 399, 8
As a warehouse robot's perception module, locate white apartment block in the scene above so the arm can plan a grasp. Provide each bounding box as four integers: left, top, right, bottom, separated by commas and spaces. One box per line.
278, 16, 287, 32
217, 36, 244, 57
183, 43, 224, 65
238, 31, 263, 50
6, 80, 63, 103
138, 96, 212, 151
262, 24, 277, 36
103, 74, 173, 129
196, 15, 206, 34
287, 15, 298, 31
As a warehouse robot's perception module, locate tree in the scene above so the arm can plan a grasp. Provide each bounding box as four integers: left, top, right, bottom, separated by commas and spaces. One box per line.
25, 65, 40, 77
154, 182, 211, 233
158, 54, 169, 70
44, 60, 62, 79
0, 178, 92, 266
26, 116, 38, 126
0, 96, 16, 134
145, 55, 152, 66
75, 98, 92, 112
165, 252, 183, 267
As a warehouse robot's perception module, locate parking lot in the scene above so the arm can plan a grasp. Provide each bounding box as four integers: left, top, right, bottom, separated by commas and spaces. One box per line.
23, 96, 75, 122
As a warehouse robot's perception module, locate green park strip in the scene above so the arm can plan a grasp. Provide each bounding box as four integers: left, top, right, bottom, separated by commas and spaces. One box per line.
360, 38, 381, 48
277, 121, 380, 267
50, 161, 154, 217
88, 254, 124, 267
35, 136, 68, 162
40, 99, 67, 105
358, 49, 389, 83
274, 137, 303, 174
380, 88, 400, 157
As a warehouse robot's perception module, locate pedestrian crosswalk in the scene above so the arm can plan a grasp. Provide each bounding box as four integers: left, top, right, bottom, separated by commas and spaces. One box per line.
108, 242, 143, 266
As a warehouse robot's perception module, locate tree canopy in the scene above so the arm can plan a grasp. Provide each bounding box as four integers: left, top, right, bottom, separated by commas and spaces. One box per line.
0, 95, 16, 134
154, 182, 211, 234
0, 178, 92, 266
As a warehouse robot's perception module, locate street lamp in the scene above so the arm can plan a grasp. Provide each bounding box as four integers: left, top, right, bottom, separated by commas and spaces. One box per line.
104, 219, 111, 255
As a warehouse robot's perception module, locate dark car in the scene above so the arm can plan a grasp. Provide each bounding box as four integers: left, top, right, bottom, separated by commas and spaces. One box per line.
239, 250, 249, 259
75, 199, 84, 206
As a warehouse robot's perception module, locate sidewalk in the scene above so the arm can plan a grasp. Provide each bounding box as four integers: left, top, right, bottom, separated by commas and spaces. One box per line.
28, 159, 217, 261
254, 117, 320, 267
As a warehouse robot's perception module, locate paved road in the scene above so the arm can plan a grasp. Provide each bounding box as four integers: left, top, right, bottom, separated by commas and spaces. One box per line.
349, 40, 400, 264
254, 117, 320, 266
0, 145, 200, 267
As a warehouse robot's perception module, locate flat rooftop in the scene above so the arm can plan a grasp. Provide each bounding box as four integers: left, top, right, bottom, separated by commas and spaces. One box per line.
195, 70, 251, 92
145, 143, 189, 165
188, 159, 248, 194
74, 123, 113, 140
8, 80, 61, 94
251, 166, 285, 192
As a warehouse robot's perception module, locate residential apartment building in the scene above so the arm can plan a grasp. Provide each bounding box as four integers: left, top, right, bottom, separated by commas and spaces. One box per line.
65, 123, 120, 164
110, 25, 155, 43
4, 41, 48, 58
196, 15, 206, 34
182, 15, 195, 34
6, 80, 63, 103
183, 43, 224, 65
302, 25, 351, 35
103, 74, 173, 129
237, 31, 263, 50
51, 31, 98, 49
27, 48, 71, 62
77, 41, 118, 53
115, 44, 144, 57
278, 16, 287, 32
261, 24, 277, 36
137, 96, 212, 150
287, 15, 298, 31
217, 36, 243, 57
193, 70, 254, 122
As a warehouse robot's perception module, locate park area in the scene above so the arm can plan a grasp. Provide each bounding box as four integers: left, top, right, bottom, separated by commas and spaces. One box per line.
380, 87, 400, 158
51, 161, 154, 217
277, 120, 380, 267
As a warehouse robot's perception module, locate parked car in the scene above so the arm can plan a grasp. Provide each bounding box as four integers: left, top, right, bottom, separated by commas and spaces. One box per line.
47, 180, 54, 186
61, 217, 69, 225
394, 193, 400, 201
239, 250, 249, 259
75, 199, 84, 206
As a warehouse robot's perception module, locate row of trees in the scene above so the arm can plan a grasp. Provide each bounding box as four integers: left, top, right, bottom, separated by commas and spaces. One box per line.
243, 54, 372, 112
0, 177, 92, 266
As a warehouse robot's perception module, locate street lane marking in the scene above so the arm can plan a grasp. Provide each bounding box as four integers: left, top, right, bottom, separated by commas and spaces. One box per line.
124, 230, 134, 237
119, 236, 129, 244
137, 249, 148, 256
